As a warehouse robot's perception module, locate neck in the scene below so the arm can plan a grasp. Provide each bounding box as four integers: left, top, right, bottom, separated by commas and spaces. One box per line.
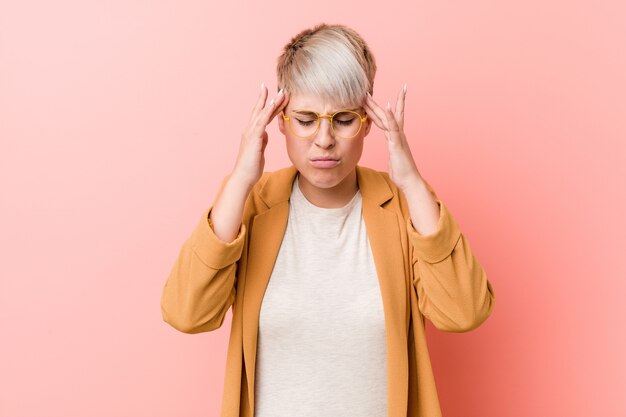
297, 170, 358, 208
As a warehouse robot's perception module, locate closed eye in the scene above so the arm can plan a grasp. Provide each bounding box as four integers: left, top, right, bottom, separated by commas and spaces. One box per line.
334, 114, 357, 126
296, 118, 316, 126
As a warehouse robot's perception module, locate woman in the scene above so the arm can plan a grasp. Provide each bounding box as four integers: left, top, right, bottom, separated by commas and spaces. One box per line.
161, 23, 496, 417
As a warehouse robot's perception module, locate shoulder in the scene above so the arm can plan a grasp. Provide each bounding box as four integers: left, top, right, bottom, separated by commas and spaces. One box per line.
356, 165, 405, 202
355, 165, 414, 219
255, 166, 297, 191
239, 166, 297, 221
356, 165, 395, 188
356, 165, 439, 205
253, 166, 297, 200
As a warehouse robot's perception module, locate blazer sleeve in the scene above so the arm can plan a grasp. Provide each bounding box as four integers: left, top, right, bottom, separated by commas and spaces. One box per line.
161, 178, 247, 334
161, 167, 246, 333
407, 183, 496, 333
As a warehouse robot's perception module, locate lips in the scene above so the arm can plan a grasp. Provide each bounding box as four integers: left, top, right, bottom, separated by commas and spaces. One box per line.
309, 157, 340, 168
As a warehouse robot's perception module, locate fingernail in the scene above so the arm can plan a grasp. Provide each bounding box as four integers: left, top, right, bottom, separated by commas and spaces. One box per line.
269, 98, 275, 107
278, 88, 284, 96
261, 81, 264, 91
387, 101, 391, 110
403, 83, 407, 93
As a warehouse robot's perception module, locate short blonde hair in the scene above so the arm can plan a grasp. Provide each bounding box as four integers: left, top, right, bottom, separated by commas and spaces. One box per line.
276, 23, 377, 109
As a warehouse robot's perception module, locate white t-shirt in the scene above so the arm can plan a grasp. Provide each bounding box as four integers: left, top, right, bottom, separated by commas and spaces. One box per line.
254, 175, 387, 417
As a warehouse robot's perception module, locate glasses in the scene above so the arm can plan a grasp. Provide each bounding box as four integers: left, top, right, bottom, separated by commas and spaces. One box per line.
281, 109, 368, 140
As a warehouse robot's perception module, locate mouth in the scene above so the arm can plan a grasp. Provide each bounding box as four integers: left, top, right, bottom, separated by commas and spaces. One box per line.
309, 157, 340, 168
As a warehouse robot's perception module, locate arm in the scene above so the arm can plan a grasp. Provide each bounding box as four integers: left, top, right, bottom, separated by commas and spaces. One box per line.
160, 203, 246, 334
161, 84, 288, 334
362, 85, 495, 332
405, 179, 496, 333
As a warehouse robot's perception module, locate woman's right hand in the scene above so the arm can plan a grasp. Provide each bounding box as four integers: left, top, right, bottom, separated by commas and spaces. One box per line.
209, 84, 288, 243
231, 83, 289, 189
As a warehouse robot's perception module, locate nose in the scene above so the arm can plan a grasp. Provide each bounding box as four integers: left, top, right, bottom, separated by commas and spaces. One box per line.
313, 117, 336, 149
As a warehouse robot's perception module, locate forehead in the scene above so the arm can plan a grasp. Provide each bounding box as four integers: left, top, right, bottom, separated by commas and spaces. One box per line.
287, 91, 360, 113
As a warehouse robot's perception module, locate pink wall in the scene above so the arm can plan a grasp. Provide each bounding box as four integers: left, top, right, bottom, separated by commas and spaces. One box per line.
1, 0, 624, 416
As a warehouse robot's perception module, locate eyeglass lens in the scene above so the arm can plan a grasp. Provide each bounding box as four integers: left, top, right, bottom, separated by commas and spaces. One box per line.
289, 111, 362, 139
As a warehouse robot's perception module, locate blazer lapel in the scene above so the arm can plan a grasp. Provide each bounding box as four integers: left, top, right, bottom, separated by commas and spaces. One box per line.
358, 166, 409, 417
241, 165, 409, 417
242, 166, 297, 415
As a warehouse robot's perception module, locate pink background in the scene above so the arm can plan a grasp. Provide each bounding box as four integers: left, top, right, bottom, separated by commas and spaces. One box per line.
1, 0, 624, 416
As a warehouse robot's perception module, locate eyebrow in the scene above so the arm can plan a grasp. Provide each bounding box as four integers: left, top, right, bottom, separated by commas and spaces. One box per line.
292, 108, 361, 114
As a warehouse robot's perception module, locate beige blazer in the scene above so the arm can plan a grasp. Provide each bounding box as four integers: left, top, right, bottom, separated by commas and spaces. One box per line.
161, 165, 496, 417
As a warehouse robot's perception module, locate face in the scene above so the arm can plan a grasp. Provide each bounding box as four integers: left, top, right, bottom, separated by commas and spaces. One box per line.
278, 91, 372, 193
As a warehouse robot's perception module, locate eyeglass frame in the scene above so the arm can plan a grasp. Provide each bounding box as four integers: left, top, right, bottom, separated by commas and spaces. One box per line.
280, 109, 368, 140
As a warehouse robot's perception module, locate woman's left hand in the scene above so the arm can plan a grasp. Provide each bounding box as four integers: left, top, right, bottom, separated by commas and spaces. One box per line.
363, 85, 423, 192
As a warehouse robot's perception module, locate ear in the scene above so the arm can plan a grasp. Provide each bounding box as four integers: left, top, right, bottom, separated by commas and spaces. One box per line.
364, 118, 372, 136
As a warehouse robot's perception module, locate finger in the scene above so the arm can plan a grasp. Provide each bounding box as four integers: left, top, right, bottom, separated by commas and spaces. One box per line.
395, 84, 406, 131
270, 90, 290, 121
364, 101, 396, 143
365, 93, 392, 131
363, 100, 387, 131
257, 88, 286, 127
249, 88, 281, 136
251, 81, 269, 119
384, 100, 402, 132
